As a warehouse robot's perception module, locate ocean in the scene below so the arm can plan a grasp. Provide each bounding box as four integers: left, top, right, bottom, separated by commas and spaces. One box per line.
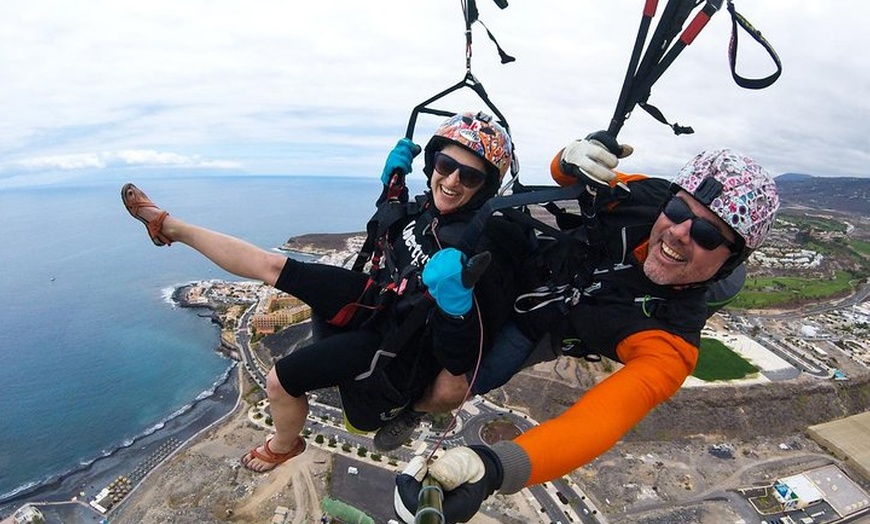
0, 174, 424, 505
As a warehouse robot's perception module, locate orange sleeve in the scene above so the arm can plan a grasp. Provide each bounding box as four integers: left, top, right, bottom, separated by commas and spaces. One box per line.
550, 148, 575, 187
514, 330, 698, 486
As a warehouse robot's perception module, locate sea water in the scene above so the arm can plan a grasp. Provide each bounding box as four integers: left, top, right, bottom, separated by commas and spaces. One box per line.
0, 174, 420, 502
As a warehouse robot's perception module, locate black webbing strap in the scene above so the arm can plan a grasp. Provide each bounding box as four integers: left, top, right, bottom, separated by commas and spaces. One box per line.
403, 72, 511, 143
726, 0, 782, 89
404, 0, 513, 143
392, 0, 514, 194
610, 0, 724, 138
454, 183, 588, 255
608, 0, 658, 138
464, 0, 514, 64
608, 0, 781, 139
351, 195, 423, 273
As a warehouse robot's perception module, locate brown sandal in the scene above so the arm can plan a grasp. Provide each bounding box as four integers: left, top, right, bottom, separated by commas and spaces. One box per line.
241, 436, 306, 472
121, 183, 172, 246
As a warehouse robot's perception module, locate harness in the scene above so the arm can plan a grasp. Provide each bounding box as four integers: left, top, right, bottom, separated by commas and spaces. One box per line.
339, 194, 470, 338
509, 177, 708, 362
341, 0, 519, 382
428, 0, 778, 363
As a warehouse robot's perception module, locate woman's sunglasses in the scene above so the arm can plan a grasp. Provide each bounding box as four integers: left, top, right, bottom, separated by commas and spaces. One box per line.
662, 195, 735, 251
433, 151, 488, 189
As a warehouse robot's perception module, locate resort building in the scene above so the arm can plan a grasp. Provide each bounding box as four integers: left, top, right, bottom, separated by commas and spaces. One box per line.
251, 294, 311, 334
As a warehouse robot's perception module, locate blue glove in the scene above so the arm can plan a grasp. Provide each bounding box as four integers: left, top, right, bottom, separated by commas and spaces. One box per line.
381, 137, 422, 185
423, 248, 474, 317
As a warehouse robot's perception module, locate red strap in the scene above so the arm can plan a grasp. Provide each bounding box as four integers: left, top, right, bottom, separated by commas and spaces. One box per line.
326, 279, 377, 327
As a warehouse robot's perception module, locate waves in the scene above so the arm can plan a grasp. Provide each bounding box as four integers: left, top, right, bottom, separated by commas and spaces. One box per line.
161, 281, 201, 306
0, 363, 236, 506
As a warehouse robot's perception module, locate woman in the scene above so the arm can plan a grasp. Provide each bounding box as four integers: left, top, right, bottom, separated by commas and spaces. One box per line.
121, 111, 525, 472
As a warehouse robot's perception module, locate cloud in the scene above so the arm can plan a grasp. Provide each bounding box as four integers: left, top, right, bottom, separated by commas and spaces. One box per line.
0, 1, 867, 187
7, 150, 238, 172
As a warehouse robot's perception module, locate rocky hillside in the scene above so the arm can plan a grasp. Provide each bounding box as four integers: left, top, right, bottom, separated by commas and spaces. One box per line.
775, 174, 870, 215
495, 363, 870, 441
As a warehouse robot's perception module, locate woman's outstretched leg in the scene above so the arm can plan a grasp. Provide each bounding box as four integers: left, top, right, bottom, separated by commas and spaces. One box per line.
121, 183, 286, 286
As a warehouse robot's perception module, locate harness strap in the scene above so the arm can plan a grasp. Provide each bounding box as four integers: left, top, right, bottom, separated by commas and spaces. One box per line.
608, 0, 658, 137
726, 0, 782, 89
354, 292, 434, 382
327, 278, 379, 327
619, 0, 724, 137
607, 0, 781, 138
455, 183, 587, 255
352, 195, 426, 273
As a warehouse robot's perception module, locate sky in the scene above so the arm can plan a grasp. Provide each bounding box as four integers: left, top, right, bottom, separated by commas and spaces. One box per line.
0, 1, 868, 189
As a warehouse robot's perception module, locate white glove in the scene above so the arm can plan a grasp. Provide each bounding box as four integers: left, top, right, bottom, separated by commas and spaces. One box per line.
560, 139, 616, 186
428, 447, 486, 489
560, 130, 634, 187
401, 455, 429, 481
394, 447, 501, 524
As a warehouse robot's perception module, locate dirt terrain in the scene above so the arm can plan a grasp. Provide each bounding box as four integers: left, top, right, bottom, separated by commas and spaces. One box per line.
111, 405, 332, 524
112, 382, 537, 524
110, 354, 869, 524
487, 357, 870, 523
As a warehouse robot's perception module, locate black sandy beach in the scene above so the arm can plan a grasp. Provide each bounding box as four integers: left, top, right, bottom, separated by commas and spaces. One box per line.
0, 364, 241, 524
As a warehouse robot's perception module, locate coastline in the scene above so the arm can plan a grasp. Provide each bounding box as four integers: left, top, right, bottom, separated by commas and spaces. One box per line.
277, 232, 364, 256
0, 236, 363, 523
0, 360, 239, 522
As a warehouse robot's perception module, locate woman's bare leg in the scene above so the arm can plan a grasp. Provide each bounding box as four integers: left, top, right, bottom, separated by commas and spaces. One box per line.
242, 368, 309, 472
123, 184, 286, 286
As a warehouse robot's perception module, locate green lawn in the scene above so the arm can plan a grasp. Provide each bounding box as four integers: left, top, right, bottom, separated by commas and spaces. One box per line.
729, 270, 855, 309
692, 337, 758, 381
850, 238, 870, 256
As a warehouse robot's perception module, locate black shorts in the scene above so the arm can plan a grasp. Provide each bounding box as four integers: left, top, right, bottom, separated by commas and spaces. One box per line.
272, 258, 412, 431
274, 329, 412, 432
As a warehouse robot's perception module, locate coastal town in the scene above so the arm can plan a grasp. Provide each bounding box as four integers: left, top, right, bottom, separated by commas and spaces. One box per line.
3, 204, 870, 524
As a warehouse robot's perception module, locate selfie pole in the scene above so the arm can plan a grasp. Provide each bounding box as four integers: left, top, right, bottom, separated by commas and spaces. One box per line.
414, 476, 445, 524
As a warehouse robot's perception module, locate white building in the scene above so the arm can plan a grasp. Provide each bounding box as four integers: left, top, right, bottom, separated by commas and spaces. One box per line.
12, 505, 44, 524
773, 473, 824, 510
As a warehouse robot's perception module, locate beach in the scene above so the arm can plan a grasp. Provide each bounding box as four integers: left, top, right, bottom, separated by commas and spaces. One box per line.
0, 364, 240, 522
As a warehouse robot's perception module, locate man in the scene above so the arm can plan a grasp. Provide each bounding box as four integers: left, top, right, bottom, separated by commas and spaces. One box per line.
394, 135, 780, 523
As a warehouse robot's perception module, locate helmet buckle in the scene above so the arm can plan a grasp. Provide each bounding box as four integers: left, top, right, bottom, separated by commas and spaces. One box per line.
694, 177, 723, 206
474, 111, 492, 123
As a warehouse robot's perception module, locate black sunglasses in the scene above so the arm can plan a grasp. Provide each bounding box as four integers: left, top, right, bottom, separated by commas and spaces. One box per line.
662, 195, 735, 251
433, 151, 488, 189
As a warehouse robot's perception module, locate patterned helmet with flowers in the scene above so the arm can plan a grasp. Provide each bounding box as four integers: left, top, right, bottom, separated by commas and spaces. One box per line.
672, 149, 779, 252
423, 111, 513, 184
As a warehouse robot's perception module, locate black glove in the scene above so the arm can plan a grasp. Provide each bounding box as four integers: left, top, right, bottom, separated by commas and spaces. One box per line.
394, 446, 503, 523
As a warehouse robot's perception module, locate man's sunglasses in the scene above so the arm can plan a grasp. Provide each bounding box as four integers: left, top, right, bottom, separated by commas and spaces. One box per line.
433, 151, 488, 189
662, 195, 735, 251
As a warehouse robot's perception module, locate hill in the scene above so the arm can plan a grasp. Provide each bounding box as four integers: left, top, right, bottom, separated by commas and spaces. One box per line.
775, 174, 870, 214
